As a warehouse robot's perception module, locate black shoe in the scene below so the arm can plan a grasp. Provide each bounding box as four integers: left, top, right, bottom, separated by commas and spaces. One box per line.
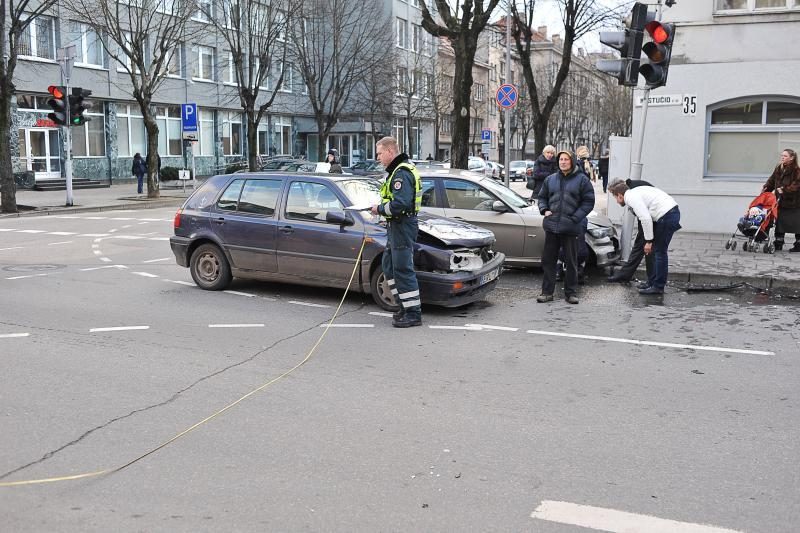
639, 286, 664, 295
774, 241, 784, 251
636, 281, 651, 289
393, 309, 404, 321
537, 294, 554, 303
790, 244, 800, 253
565, 295, 579, 304
392, 314, 422, 328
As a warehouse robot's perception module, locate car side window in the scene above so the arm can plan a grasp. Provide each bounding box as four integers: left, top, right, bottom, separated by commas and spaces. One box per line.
421, 178, 438, 207
286, 181, 343, 222
217, 179, 245, 211
238, 179, 282, 216
443, 179, 497, 211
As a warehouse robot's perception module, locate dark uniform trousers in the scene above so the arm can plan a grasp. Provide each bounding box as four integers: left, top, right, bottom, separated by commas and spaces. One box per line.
542, 231, 579, 297
382, 217, 421, 316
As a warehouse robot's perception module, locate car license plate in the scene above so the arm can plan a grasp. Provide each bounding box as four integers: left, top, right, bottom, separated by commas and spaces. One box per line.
480, 268, 500, 286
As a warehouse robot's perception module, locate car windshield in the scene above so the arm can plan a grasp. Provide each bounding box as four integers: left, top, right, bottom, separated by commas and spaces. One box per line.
479, 177, 529, 208
509, 161, 526, 170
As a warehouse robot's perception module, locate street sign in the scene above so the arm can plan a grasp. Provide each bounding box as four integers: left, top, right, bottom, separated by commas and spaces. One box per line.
181, 103, 198, 140
481, 129, 491, 142
178, 170, 192, 180
634, 94, 681, 107
496, 84, 518, 110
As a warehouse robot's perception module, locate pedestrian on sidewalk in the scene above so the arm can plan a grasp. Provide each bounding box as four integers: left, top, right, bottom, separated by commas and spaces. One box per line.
529, 145, 558, 200
608, 179, 681, 295
131, 153, 147, 194
762, 148, 800, 252
576, 146, 596, 183
327, 148, 343, 174
536, 150, 595, 304
607, 179, 655, 286
598, 150, 610, 193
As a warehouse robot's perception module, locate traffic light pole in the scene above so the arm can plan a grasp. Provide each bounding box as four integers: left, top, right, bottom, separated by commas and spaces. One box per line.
630, 87, 650, 181
503, 12, 511, 188
57, 46, 76, 206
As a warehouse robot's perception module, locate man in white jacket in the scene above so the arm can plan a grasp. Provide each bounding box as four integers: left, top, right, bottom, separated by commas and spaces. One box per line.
608, 179, 682, 295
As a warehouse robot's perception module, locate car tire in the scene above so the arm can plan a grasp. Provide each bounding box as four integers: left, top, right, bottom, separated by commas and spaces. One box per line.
190, 243, 232, 291
369, 263, 401, 312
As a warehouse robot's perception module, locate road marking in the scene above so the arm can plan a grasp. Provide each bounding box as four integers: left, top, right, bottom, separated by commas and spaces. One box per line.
111, 235, 146, 240
288, 300, 331, 308
164, 279, 195, 286
0, 333, 30, 339
83, 216, 107, 220
223, 290, 256, 297
465, 323, 520, 332
81, 233, 111, 237
132, 272, 159, 278
530, 500, 742, 533
148, 237, 170, 241
143, 257, 171, 263
89, 326, 150, 332
92, 243, 100, 249
208, 324, 265, 328
17, 229, 46, 233
81, 265, 128, 271
0, 247, 24, 251
369, 311, 394, 318
0, 228, 14, 231
48, 232, 76, 236
318, 324, 375, 328
100, 257, 112, 262
93, 250, 103, 255
109, 229, 118, 233
48, 241, 73, 246
110, 217, 136, 221
5, 273, 52, 280
429, 325, 483, 331
525, 329, 774, 356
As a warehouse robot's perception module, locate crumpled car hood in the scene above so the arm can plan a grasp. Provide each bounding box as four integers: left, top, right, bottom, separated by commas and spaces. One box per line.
417, 212, 495, 247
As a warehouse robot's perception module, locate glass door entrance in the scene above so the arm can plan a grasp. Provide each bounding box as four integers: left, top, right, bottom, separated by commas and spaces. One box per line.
24, 128, 61, 181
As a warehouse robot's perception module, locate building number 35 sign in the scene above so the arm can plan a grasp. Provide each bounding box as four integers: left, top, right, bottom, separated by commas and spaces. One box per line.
635, 94, 697, 116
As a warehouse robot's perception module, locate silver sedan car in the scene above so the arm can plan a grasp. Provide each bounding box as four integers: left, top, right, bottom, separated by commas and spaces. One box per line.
417, 170, 620, 268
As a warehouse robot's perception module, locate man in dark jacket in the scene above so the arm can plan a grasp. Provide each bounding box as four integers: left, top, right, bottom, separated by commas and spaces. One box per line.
537, 150, 595, 304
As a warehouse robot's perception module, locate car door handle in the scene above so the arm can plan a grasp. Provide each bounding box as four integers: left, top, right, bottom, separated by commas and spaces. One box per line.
280, 226, 294, 234
214, 217, 225, 225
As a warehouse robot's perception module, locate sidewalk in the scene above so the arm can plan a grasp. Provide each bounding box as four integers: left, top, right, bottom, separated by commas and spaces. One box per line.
4, 178, 800, 290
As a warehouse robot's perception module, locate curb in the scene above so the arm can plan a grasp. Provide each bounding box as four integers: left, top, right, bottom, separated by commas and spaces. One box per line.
1, 198, 185, 218
663, 271, 800, 292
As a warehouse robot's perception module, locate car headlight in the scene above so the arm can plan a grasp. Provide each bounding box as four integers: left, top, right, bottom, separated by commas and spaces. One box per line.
588, 227, 613, 238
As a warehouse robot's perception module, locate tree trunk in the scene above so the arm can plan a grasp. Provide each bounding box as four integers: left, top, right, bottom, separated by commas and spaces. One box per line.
0, 85, 17, 213
316, 115, 328, 162
246, 109, 258, 171
450, 36, 476, 170
144, 114, 161, 198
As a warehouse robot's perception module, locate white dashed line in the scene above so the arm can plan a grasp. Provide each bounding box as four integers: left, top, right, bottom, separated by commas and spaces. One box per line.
17, 229, 46, 233
81, 265, 128, 271
208, 324, 265, 328
530, 500, 742, 533
525, 329, 775, 356
81, 233, 111, 237
99, 257, 112, 262
288, 300, 331, 308
318, 324, 374, 328
143, 257, 171, 263
132, 272, 159, 278
164, 279, 195, 286
48, 241, 73, 246
47, 231, 76, 236
148, 237, 170, 241
89, 326, 150, 333
5, 273, 52, 280
0, 228, 14, 232
93, 250, 103, 255
428, 325, 483, 331
83, 216, 107, 220
0, 247, 24, 251
368, 312, 394, 318
223, 290, 256, 297
0, 333, 30, 339
465, 324, 520, 332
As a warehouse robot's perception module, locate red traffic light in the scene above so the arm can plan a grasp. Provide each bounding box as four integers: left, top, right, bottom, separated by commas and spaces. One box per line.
645, 21, 672, 44
48, 85, 65, 99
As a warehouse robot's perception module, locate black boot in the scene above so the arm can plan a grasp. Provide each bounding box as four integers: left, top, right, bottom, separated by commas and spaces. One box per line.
790, 243, 800, 253
393, 309, 404, 320
393, 313, 422, 328
774, 240, 784, 251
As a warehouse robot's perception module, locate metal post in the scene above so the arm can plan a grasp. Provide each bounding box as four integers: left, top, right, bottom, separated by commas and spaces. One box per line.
191, 141, 196, 190
58, 46, 76, 206
503, 12, 511, 188
630, 87, 650, 181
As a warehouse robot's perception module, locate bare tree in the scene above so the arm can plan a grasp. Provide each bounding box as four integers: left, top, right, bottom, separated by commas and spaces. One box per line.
428, 56, 453, 159
597, 76, 632, 139
396, 48, 436, 158
419, 0, 501, 169
289, 0, 392, 161
62, 0, 195, 197
0, 0, 59, 213
356, 54, 396, 150
511, 0, 621, 157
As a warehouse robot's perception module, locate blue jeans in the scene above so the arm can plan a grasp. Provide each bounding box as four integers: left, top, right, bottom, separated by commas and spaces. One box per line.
382, 217, 421, 316
136, 174, 144, 194
650, 206, 681, 290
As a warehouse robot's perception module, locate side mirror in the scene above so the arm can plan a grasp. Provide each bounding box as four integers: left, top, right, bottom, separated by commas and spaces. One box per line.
326, 209, 354, 226
491, 200, 510, 213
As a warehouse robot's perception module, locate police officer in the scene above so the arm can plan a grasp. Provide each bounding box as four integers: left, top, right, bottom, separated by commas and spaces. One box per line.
370, 137, 423, 328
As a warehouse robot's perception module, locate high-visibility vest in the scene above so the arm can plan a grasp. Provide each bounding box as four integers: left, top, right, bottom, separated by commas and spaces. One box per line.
380, 162, 422, 219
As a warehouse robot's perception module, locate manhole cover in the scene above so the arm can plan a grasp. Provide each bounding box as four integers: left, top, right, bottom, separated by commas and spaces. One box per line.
3, 264, 66, 272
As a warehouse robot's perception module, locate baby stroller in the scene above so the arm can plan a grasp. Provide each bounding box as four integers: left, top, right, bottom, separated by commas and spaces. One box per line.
725, 191, 779, 254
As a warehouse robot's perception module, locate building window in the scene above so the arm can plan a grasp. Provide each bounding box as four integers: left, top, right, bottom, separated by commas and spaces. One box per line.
393, 118, 406, 151
192, 45, 214, 81
164, 45, 182, 78
715, 0, 797, 10
75, 24, 106, 68
222, 111, 243, 156
199, 109, 215, 156
706, 98, 800, 178
117, 104, 147, 158
156, 105, 183, 156
72, 101, 106, 157
276, 62, 293, 93
397, 67, 408, 96
17, 15, 56, 60
411, 24, 422, 52
193, 0, 212, 22
396, 18, 408, 48
474, 83, 485, 102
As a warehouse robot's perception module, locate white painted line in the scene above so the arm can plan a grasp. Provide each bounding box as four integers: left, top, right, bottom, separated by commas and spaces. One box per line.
0, 247, 24, 251
208, 324, 265, 328
132, 271, 159, 278
143, 257, 171, 263
429, 325, 483, 331
530, 500, 742, 533
89, 326, 150, 333
288, 300, 331, 308
0, 228, 14, 231
465, 323, 520, 332
525, 329, 775, 356
109, 229, 118, 233
112, 235, 146, 240
48, 232, 77, 236
369, 311, 394, 318
83, 216, 107, 220
164, 279, 195, 286
109, 217, 136, 221
147, 237, 170, 241
81, 233, 111, 237
100, 257, 112, 262
5, 273, 51, 280
81, 265, 128, 271
224, 290, 256, 297
92, 243, 100, 249
51, 215, 80, 219
0, 333, 30, 339
47, 241, 73, 246
17, 229, 46, 233
93, 250, 103, 255
318, 324, 375, 328
139, 218, 162, 222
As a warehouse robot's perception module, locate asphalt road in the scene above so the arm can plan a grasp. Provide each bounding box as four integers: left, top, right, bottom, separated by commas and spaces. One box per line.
1, 207, 798, 532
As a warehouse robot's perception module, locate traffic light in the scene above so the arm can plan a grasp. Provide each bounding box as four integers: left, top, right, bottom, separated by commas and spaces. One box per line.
47, 85, 68, 126
69, 88, 92, 126
596, 2, 649, 86
639, 20, 675, 88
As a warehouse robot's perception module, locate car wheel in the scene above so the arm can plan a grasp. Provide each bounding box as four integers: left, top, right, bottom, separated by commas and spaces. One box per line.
190, 243, 232, 290
369, 263, 401, 312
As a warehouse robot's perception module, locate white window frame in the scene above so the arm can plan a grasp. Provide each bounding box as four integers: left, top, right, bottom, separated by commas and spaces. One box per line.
222, 111, 243, 156
277, 62, 293, 93
163, 45, 183, 78
397, 67, 408, 96
116, 104, 147, 158
192, 45, 215, 82
396, 18, 408, 49
17, 15, 56, 61
198, 108, 215, 156
74, 24, 106, 69
193, 0, 212, 22
156, 105, 184, 157
71, 101, 106, 158
714, 0, 798, 11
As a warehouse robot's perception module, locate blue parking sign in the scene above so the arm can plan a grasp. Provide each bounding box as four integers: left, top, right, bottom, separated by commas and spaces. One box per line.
181, 103, 198, 133
481, 129, 491, 141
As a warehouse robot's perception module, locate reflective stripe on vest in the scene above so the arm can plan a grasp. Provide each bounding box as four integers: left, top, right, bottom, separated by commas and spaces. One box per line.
380, 162, 422, 219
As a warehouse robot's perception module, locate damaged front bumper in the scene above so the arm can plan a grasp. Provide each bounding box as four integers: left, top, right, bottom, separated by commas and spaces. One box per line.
416, 252, 506, 308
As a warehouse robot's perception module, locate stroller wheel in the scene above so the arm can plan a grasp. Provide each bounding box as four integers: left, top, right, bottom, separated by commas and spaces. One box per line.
725, 239, 732, 250
767, 243, 775, 254
742, 242, 747, 252
731, 240, 737, 251
752, 243, 761, 253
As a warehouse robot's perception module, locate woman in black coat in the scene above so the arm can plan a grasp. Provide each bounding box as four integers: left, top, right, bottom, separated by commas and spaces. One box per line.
528, 145, 558, 199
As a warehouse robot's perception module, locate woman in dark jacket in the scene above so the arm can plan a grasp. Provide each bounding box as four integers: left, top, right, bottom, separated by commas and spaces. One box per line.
536, 150, 595, 304
763, 148, 800, 251
327, 148, 343, 174
528, 145, 558, 199
131, 153, 147, 194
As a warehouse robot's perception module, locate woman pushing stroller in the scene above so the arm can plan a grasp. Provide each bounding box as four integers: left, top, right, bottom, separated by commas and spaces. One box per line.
762, 148, 800, 252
